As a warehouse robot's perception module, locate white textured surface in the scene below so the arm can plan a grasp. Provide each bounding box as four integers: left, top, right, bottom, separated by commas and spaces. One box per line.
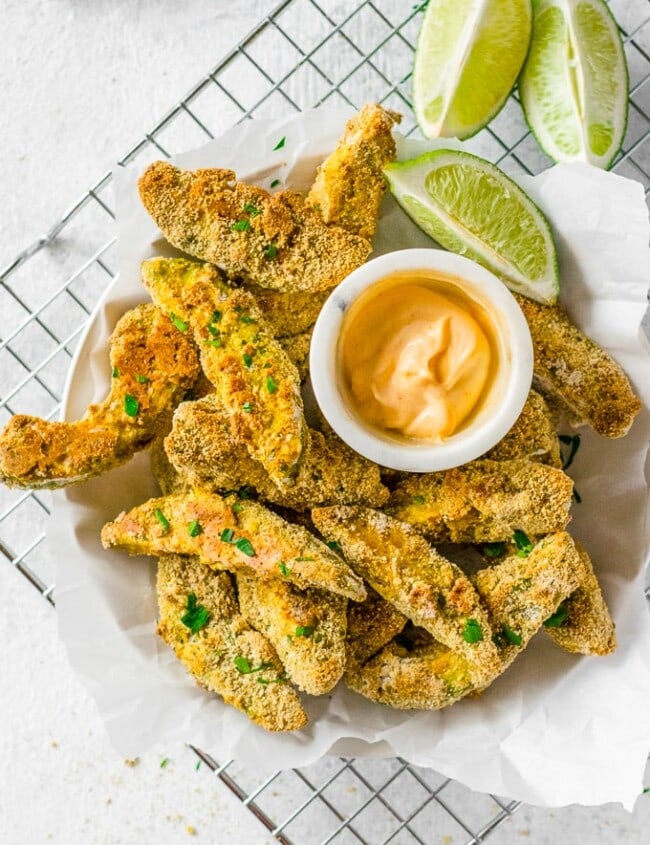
1, 0, 650, 842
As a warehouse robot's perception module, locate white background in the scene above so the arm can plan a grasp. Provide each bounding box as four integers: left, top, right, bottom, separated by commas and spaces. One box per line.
1, 0, 649, 842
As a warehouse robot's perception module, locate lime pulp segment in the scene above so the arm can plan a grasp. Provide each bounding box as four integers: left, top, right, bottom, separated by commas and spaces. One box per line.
519, 0, 629, 169
413, 0, 532, 140
385, 150, 559, 305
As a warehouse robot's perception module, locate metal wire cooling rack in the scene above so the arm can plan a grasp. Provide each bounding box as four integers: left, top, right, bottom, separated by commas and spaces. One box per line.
1, 1, 649, 842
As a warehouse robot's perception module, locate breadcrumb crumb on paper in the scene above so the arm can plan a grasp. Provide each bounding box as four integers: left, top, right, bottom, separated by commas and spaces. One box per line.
50, 111, 650, 810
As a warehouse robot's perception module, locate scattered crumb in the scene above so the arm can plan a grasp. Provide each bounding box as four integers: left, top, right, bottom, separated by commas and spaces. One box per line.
346, 785, 357, 794
441, 836, 453, 845
106, 798, 112, 805
124, 758, 139, 767
518, 830, 530, 837
186, 826, 197, 836
51, 741, 58, 749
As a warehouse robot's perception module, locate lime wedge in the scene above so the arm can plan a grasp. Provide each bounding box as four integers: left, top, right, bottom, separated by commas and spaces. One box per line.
519, 0, 628, 169
413, 0, 532, 140
384, 150, 559, 305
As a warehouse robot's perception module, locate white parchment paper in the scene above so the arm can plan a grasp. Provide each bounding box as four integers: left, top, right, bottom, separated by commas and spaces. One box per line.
48, 107, 650, 809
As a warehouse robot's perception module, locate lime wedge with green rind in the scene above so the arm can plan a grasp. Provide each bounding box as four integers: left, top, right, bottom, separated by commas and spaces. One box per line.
413, 0, 532, 140
519, 0, 628, 169
384, 149, 559, 305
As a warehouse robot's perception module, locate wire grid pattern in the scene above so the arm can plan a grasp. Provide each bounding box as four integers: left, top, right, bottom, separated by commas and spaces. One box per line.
1, 1, 648, 842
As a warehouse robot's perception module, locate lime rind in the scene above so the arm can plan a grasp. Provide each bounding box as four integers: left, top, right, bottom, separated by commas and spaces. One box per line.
384, 149, 560, 305
519, 0, 629, 170
413, 0, 533, 140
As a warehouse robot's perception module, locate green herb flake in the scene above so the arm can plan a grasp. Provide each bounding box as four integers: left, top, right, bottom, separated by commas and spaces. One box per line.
326, 540, 343, 554
270, 179, 281, 188
207, 322, 221, 337
187, 519, 202, 537
211, 310, 222, 323
243, 202, 260, 216
220, 528, 235, 543
154, 508, 170, 534
242, 401, 253, 413
502, 625, 522, 646
544, 602, 569, 628
235, 537, 255, 557
124, 394, 140, 417
295, 556, 314, 562
513, 529, 534, 557
231, 219, 251, 232
238, 485, 254, 499
181, 592, 211, 634
411, 495, 426, 505
265, 243, 278, 260
273, 136, 286, 151
170, 313, 188, 332
195, 760, 201, 771
482, 542, 506, 559
243, 353, 254, 368
234, 656, 272, 675
160, 758, 170, 769
462, 618, 484, 644
295, 626, 314, 637
266, 375, 278, 394
239, 314, 256, 324
559, 433, 581, 470
257, 676, 286, 685
278, 561, 291, 577
135, 374, 150, 384
232, 502, 243, 514
112, 366, 119, 378
205, 338, 222, 348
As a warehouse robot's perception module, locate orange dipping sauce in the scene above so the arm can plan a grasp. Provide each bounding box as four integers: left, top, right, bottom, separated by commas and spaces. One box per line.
339, 270, 499, 443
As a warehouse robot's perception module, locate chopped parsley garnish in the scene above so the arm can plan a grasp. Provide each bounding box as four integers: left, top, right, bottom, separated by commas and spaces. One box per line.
160, 758, 170, 769
278, 561, 291, 577
211, 310, 222, 323
243, 353, 254, 368
462, 618, 484, 643
154, 508, 170, 534
195, 760, 201, 771
232, 502, 243, 514
207, 323, 221, 338
265, 243, 278, 260
187, 519, 202, 537
266, 376, 278, 394
411, 495, 426, 505
242, 401, 253, 413
270, 179, 280, 188
501, 625, 522, 646
239, 314, 256, 324
124, 394, 139, 417
220, 528, 235, 543
235, 538, 255, 557
273, 136, 286, 151
238, 485, 254, 499
295, 556, 314, 562
326, 540, 343, 554
112, 366, 119, 378
544, 602, 569, 628
205, 338, 222, 348
513, 529, 534, 557
257, 676, 286, 685
233, 656, 273, 675
231, 219, 251, 232
243, 202, 260, 216
181, 592, 211, 634
559, 433, 581, 470
295, 626, 314, 637
482, 542, 506, 559
170, 313, 188, 332
135, 374, 150, 384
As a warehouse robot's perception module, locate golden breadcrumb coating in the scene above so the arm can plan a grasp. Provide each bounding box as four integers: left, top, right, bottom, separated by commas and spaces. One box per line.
483, 389, 561, 467
156, 555, 307, 731
279, 330, 312, 383
306, 103, 401, 239
347, 532, 584, 709
387, 459, 574, 543
138, 161, 371, 292
164, 394, 389, 511
346, 587, 407, 665
237, 574, 347, 695
141, 257, 308, 487
241, 283, 330, 338
101, 488, 366, 600
311, 506, 501, 685
515, 295, 641, 438
544, 544, 616, 655
0, 304, 199, 489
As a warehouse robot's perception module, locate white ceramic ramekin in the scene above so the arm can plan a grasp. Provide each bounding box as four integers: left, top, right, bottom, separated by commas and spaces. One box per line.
309, 248, 534, 472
